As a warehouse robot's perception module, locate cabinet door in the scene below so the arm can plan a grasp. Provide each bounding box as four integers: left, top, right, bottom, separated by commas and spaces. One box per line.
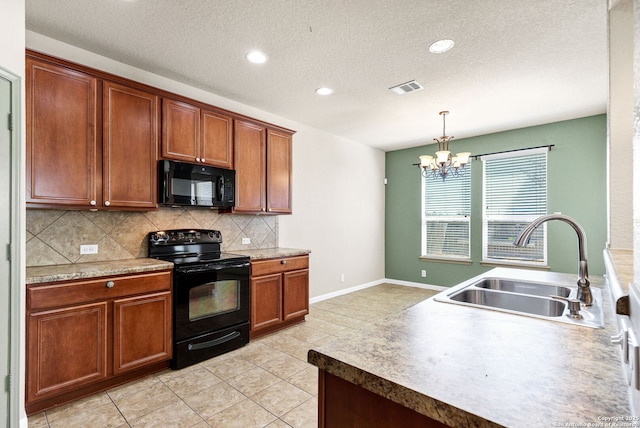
26, 302, 108, 402
201, 109, 233, 168
113, 291, 172, 375
283, 269, 309, 321
251, 274, 283, 331
162, 99, 200, 162
103, 81, 159, 209
26, 58, 98, 207
266, 129, 293, 214
234, 120, 266, 212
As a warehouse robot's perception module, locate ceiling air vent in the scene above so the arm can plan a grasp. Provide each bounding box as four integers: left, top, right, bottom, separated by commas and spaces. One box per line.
389, 80, 424, 95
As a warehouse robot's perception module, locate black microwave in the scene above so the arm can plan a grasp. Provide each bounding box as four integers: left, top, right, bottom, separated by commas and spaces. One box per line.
159, 160, 236, 208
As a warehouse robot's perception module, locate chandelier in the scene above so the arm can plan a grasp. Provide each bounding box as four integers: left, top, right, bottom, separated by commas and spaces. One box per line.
418, 111, 470, 180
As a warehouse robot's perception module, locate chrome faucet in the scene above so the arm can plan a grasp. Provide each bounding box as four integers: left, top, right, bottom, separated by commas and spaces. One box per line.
513, 214, 592, 306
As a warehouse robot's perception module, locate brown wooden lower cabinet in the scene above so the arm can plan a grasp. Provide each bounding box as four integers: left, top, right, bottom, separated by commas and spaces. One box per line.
318, 370, 448, 428
250, 255, 309, 338
26, 270, 173, 415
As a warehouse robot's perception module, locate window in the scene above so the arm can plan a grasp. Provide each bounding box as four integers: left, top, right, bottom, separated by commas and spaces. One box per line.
482, 148, 547, 264
422, 166, 471, 260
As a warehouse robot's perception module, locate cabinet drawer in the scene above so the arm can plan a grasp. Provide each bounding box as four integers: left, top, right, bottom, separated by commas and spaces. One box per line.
251, 255, 309, 277
28, 270, 172, 311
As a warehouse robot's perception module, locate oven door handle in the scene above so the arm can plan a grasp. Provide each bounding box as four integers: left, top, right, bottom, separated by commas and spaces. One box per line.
178, 262, 250, 274
223, 262, 251, 269
187, 331, 242, 351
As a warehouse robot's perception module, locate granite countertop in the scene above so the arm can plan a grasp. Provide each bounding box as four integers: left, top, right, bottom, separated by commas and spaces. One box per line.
26, 258, 174, 284
25, 248, 311, 284
229, 247, 311, 260
308, 267, 630, 427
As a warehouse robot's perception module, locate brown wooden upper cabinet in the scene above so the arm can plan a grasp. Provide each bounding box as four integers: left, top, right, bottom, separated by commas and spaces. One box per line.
234, 119, 293, 214
161, 98, 233, 169
26, 55, 159, 210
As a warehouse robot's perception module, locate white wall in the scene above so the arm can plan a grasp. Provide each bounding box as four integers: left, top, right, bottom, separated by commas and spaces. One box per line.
278, 126, 386, 298
1, 0, 26, 426
26, 31, 387, 299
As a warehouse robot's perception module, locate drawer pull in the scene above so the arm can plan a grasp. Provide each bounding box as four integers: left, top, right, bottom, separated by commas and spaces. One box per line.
281, 260, 287, 265
106, 281, 115, 288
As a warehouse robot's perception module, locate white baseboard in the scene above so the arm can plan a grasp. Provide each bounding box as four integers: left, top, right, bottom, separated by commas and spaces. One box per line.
309, 278, 448, 304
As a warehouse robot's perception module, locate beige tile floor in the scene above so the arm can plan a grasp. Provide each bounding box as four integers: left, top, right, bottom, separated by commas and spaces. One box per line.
27, 283, 438, 428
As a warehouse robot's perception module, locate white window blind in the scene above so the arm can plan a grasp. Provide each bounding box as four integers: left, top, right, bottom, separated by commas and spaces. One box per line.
482, 149, 547, 264
422, 167, 471, 259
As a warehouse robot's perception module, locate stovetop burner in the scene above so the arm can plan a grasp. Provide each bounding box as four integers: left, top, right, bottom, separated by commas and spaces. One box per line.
148, 229, 248, 265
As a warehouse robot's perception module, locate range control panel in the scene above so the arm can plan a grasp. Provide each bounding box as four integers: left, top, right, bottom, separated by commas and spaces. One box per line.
149, 229, 222, 246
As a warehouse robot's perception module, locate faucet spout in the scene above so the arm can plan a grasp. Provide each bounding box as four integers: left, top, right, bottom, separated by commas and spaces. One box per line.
514, 214, 592, 306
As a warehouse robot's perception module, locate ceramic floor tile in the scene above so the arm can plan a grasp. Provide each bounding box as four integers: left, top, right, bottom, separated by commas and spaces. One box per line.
202, 354, 258, 380
265, 419, 293, 428
161, 366, 223, 397
128, 399, 205, 427
250, 380, 312, 417
256, 352, 311, 379
45, 392, 112, 423
181, 382, 246, 420
48, 402, 126, 428
286, 366, 319, 395
113, 380, 180, 421
302, 317, 349, 335
283, 324, 331, 344
281, 397, 318, 428
240, 346, 291, 367
204, 398, 277, 428
106, 373, 162, 401
226, 366, 282, 396
26, 412, 48, 428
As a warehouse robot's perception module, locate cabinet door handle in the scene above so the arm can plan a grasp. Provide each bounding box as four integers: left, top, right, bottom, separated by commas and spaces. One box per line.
90, 200, 96, 206
106, 281, 115, 288
104, 201, 111, 207
196, 157, 201, 162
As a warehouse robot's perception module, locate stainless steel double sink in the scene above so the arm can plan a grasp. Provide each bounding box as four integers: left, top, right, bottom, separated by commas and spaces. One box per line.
434, 277, 604, 328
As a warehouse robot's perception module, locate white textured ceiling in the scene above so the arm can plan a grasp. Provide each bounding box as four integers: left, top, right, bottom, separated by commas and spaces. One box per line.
25, 0, 608, 151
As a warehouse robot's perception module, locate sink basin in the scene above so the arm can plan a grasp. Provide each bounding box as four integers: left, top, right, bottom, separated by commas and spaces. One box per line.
434, 277, 604, 328
474, 278, 571, 298
450, 288, 565, 317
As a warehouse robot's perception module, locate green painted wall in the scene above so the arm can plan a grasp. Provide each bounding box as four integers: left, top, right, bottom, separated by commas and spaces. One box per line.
385, 115, 607, 287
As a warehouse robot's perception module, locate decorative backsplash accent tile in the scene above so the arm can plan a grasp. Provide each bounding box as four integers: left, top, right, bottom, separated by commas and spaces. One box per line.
26, 208, 279, 267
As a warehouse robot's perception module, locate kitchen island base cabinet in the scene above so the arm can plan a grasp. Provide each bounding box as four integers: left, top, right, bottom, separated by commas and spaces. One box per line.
318, 370, 448, 428
26, 270, 172, 415
250, 255, 309, 339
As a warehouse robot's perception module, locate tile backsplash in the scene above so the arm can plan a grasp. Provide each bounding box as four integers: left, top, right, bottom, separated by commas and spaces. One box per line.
26, 207, 278, 267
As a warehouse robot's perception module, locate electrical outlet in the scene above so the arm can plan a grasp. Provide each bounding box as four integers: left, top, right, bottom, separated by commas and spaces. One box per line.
80, 244, 98, 255
340, 274, 345, 283
242, 237, 250, 245
421, 270, 427, 278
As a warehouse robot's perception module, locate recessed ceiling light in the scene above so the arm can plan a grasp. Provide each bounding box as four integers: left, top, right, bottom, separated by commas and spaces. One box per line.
315, 87, 333, 96
246, 51, 268, 64
429, 39, 455, 54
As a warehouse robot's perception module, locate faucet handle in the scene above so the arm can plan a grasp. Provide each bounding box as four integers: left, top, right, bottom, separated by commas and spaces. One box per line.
550, 295, 582, 319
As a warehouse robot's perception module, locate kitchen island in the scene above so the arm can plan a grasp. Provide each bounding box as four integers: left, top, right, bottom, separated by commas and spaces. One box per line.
308, 268, 631, 427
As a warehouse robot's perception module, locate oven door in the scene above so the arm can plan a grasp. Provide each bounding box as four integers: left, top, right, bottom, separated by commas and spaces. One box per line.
173, 259, 250, 342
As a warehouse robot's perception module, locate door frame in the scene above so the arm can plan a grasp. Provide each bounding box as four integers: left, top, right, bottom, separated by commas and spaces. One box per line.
0, 65, 24, 428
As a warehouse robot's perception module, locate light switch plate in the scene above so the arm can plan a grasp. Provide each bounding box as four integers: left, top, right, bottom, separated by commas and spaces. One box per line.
242, 238, 250, 245
80, 244, 98, 254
